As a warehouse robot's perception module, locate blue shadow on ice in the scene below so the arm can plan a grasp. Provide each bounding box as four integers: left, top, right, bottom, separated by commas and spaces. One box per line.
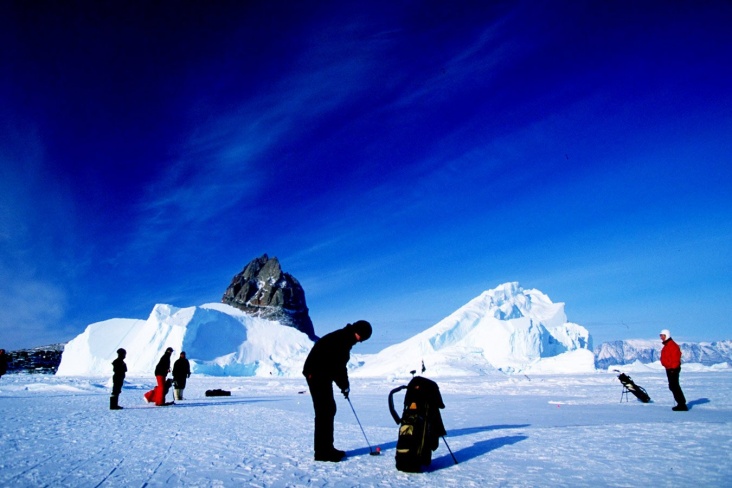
168, 398, 279, 408
686, 398, 710, 410
425, 435, 528, 472
346, 424, 530, 463
447, 424, 530, 437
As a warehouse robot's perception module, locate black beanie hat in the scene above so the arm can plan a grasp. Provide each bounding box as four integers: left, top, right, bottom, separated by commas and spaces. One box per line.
117, 348, 126, 356
352, 320, 372, 341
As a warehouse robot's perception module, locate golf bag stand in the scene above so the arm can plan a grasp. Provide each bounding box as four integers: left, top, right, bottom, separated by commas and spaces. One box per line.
620, 384, 630, 403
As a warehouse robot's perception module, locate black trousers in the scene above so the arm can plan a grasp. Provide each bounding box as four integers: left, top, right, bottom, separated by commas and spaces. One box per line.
665, 367, 686, 406
306, 376, 337, 454
112, 377, 124, 396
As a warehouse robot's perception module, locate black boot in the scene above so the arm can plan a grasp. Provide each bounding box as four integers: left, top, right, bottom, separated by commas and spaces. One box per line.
314, 449, 345, 462
110, 395, 123, 410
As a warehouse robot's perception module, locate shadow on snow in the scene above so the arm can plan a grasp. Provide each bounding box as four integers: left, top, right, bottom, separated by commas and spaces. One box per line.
346, 423, 530, 468
687, 398, 710, 409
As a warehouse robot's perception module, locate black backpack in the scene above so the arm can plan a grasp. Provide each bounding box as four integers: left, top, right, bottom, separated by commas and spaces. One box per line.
388, 376, 447, 472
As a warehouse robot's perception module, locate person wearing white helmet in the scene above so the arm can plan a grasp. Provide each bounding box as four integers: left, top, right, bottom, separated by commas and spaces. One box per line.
659, 329, 687, 411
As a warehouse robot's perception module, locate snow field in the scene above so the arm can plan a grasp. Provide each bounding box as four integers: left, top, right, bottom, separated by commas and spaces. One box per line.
1, 371, 730, 487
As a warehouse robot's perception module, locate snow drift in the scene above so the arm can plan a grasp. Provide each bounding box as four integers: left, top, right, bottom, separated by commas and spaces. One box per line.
56, 303, 313, 377
354, 282, 593, 377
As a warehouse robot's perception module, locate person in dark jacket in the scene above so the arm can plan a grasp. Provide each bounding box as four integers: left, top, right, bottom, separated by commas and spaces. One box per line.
110, 348, 127, 410
660, 329, 687, 411
302, 320, 372, 462
154, 347, 174, 406
0, 349, 8, 379
172, 351, 191, 401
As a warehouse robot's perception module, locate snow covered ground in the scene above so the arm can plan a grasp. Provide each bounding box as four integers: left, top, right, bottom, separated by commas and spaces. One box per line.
1, 368, 730, 487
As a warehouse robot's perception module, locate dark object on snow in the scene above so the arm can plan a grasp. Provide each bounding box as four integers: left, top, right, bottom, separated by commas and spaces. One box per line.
3, 344, 64, 374
205, 389, 231, 397
617, 372, 652, 403
388, 376, 451, 472
110, 348, 127, 410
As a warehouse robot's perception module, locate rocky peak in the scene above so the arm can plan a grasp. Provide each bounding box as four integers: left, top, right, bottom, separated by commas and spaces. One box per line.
222, 254, 317, 340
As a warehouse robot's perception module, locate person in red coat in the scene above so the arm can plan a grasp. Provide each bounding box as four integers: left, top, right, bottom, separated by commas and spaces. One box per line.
660, 329, 687, 411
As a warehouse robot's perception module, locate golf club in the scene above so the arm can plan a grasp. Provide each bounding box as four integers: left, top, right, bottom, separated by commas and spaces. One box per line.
347, 397, 381, 456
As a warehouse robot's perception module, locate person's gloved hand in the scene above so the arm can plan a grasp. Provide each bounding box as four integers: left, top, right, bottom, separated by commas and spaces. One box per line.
341, 387, 350, 399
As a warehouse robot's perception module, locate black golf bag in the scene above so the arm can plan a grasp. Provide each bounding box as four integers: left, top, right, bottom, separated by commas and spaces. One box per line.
617, 372, 651, 403
388, 376, 447, 473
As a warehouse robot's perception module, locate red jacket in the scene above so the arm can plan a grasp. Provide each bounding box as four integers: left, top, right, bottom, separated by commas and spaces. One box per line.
660, 338, 682, 369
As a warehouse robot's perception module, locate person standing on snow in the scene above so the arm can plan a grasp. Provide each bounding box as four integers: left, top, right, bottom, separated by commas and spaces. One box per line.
172, 351, 191, 401
110, 348, 127, 410
660, 329, 687, 411
0, 349, 8, 379
154, 347, 174, 406
302, 320, 372, 462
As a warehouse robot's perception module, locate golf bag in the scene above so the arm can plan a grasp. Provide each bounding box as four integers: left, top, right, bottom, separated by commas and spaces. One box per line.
205, 389, 231, 397
388, 376, 447, 473
617, 372, 651, 403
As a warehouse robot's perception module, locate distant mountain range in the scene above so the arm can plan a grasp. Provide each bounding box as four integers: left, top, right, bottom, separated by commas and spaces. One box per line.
594, 339, 732, 369
4, 344, 65, 374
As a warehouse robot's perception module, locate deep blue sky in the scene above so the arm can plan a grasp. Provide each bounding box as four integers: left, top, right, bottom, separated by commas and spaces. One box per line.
1, 1, 731, 352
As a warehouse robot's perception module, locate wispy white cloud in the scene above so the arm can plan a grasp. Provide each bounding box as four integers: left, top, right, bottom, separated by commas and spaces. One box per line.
126, 21, 384, 260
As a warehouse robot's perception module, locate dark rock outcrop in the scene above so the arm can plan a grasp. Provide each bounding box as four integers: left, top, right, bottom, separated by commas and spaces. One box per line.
222, 254, 317, 340
6, 344, 65, 374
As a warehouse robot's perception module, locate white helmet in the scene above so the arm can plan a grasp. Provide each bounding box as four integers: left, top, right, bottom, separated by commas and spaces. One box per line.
660, 329, 671, 339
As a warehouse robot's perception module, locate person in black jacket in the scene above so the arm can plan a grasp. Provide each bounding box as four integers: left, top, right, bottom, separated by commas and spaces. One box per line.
172, 351, 191, 401
110, 348, 127, 410
302, 320, 372, 462
0, 349, 8, 379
